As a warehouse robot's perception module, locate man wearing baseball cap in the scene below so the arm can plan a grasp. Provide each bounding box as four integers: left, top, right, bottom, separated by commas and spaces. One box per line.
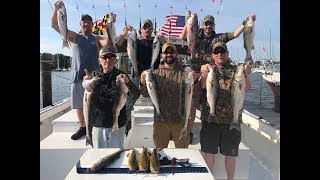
82, 46, 140, 148
198, 41, 251, 179
139, 42, 196, 149
51, 0, 111, 141
180, 10, 256, 145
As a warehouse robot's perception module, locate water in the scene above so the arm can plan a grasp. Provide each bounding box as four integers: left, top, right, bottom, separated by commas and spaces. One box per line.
40, 71, 275, 110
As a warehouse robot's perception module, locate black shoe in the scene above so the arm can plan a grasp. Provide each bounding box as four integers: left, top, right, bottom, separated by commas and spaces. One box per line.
189, 132, 193, 144
71, 127, 86, 140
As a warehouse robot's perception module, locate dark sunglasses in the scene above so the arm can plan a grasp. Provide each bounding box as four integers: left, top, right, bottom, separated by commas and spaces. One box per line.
143, 24, 153, 30
212, 49, 227, 55
101, 54, 116, 60
164, 50, 176, 55
204, 21, 214, 26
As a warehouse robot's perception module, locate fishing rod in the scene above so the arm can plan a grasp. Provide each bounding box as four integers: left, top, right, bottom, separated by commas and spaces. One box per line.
154, 0, 157, 36
216, 0, 223, 15
75, 0, 81, 20
138, 0, 141, 31
168, 0, 173, 42
107, 0, 110, 12
123, 0, 127, 26
48, 0, 54, 11
91, 0, 97, 22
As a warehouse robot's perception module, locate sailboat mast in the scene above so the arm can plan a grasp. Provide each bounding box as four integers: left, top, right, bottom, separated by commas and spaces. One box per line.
269, 29, 271, 60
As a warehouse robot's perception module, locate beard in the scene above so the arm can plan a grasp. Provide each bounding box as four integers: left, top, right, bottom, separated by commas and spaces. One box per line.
163, 57, 176, 64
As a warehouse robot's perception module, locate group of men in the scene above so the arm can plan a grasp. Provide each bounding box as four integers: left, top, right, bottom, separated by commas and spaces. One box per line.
51, 1, 255, 179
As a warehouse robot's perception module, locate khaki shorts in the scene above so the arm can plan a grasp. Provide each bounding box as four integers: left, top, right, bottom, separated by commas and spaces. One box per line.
200, 121, 241, 156
153, 121, 190, 148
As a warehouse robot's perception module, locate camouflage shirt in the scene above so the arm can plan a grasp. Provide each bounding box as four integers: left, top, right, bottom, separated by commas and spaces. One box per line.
190, 29, 235, 73
200, 62, 238, 124
140, 63, 188, 122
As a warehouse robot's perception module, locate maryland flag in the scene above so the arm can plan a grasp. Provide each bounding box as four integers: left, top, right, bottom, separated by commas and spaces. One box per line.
92, 15, 108, 35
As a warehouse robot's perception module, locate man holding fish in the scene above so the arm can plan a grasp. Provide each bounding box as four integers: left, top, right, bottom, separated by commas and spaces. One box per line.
139, 43, 196, 148
51, 0, 110, 141
180, 10, 256, 144
198, 42, 251, 180
82, 46, 140, 148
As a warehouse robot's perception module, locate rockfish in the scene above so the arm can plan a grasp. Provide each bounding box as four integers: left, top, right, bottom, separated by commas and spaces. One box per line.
186, 12, 199, 60
91, 148, 129, 172
127, 29, 139, 79
179, 70, 193, 140
82, 77, 100, 147
145, 70, 161, 116
127, 148, 138, 172
57, 2, 69, 48
149, 148, 161, 174
231, 65, 246, 131
206, 65, 218, 118
243, 18, 255, 65
150, 35, 160, 70
106, 13, 116, 48
112, 76, 129, 132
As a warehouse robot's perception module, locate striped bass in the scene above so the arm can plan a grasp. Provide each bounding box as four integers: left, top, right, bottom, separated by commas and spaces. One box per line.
106, 13, 116, 48
145, 70, 161, 116
231, 65, 246, 131
206, 65, 218, 118
82, 77, 100, 147
186, 12, 198, 60
57, 2, 69, 49
112, 76, 129, 132
243, 18, 255, 65
127, 29, 139, 79
90, 148, 129, 172
179, 70, 193, 140
150, 35, 160, 70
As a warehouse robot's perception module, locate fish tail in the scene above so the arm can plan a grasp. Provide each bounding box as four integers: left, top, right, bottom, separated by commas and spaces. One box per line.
62, 40, 70, 49
245, 53, 253, 65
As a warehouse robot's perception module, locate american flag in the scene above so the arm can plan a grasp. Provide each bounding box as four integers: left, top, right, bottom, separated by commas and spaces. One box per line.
161, 15, 185, 37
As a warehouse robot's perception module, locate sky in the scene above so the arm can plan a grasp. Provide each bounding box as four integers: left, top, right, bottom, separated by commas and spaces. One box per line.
40, 0, 280, 62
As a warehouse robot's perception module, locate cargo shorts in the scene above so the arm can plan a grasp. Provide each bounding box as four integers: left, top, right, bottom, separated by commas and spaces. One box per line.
71, 81, 85, 109
200, 121, 241, 156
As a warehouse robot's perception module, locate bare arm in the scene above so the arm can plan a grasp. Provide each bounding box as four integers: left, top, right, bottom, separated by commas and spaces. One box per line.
116, 25, 132, 46
180, 10, 190, 41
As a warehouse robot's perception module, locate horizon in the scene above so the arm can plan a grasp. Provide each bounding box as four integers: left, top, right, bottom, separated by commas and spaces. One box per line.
40, 0, 280, 62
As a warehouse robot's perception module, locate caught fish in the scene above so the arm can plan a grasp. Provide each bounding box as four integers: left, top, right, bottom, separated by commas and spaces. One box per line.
127, 148, 138, 172
149, 148, 161, 174
127, 29, 139, 79
150, 35, 160, 70
179, 70, 194, 140
106, 13, 117, 48
230, 65, 246, 131
112, 76, 129, 132
57, 1, 69, 48
145, 70, 161, 116
206, 65, 218, 117
91, 148, 129, 172
82, 77, 100, 147
243, 18, 255, 65
186, 12, 199, 60
138, 146, 150, 172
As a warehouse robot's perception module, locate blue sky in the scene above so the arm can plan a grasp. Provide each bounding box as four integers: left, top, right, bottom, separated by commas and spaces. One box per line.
40, 0, 280, 62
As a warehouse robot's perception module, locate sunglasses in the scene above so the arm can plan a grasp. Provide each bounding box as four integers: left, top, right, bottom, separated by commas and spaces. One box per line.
164, 50, 176, 55
212, 49, 227, 55
101, 54, 116, 60
204, 21, 214, 26
142, 24, 153, 30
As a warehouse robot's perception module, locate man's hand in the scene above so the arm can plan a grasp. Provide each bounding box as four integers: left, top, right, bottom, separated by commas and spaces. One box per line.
140, 70, 147, 86
54, 0, 63, 11
200, 64, 211, 78
185, 10, 191, 20
83, 69, 91, 80
243, 64, 252, 76
117, 74, 129, 84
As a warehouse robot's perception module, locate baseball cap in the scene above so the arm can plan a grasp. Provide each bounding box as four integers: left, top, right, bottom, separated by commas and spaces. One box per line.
99, 46, 117, 58
212, 41, 228, 51
142, 19, 153, 29
162, 43, 177, 52
203, 15, 214, 24
81, 14, 93, 21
